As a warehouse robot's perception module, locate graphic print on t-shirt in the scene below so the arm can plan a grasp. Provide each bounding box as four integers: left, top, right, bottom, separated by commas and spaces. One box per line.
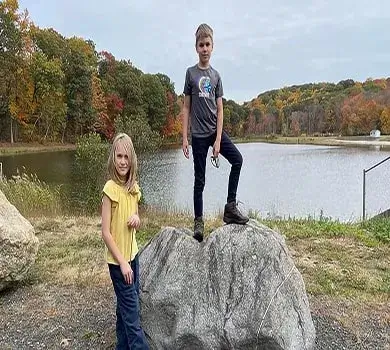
198, 76, 212, 98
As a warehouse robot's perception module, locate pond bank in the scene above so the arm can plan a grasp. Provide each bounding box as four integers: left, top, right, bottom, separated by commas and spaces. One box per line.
2, 136, 390, 156
0, 142, 76, 155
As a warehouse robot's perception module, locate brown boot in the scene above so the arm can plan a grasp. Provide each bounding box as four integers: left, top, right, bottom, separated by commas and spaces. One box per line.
193, 217, 204, 242
223, 202, 249, 224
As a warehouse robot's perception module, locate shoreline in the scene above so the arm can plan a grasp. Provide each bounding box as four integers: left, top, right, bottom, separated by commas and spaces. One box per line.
233, 136, 390, 150
1, 137, 390, 156
0, 142, 76, 156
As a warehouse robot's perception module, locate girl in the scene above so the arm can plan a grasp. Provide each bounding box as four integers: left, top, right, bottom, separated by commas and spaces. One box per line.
101, 133, 149, 350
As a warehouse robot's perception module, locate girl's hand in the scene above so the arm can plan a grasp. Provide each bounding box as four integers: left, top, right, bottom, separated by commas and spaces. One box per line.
127, 214, 140, 229
120, 261, 133, 284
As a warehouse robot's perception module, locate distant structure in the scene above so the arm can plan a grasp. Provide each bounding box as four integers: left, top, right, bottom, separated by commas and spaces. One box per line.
370, 129, 381, 138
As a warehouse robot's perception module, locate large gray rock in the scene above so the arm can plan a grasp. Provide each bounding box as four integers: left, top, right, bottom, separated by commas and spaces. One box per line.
139, 220, 315, 350
0, 190, 39, 291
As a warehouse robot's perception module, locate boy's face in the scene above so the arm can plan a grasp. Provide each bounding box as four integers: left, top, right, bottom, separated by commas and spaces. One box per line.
196, 36, 213, 66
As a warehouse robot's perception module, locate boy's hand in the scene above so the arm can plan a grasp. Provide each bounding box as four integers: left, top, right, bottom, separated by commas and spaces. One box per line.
127, 214, 140, 229
213, 140, 220, 157
182, 139, 189, 159
120, 261, 133, 284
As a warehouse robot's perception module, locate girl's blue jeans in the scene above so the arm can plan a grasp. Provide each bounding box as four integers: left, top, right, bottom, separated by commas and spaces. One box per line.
108, 254, 149, 350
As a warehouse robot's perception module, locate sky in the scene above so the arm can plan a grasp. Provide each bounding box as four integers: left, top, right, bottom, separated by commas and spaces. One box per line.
19, 0, 390, 103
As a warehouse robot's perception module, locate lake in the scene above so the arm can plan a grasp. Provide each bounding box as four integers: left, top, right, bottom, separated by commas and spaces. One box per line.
1, 143, 389, 221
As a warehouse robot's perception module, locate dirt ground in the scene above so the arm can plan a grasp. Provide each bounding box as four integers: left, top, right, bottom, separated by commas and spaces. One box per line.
1, 281, 389, 350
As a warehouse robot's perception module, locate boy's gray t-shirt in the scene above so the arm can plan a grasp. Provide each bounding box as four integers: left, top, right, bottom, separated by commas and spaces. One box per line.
183, 64, 223, 138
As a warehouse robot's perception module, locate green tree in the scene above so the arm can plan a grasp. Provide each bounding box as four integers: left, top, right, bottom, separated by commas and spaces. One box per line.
140, 74, 167, 133
31, 26, 66, 60
0, 0, 23, 142
63, 37, 96, 139
72, 133, 109, 214
30, 52, 67, 140
114, 60, 144, 116
115, 113, 161, 155
115, 113, 161, 181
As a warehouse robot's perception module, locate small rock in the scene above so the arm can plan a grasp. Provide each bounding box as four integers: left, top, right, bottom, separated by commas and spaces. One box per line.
60, 338, 70, 347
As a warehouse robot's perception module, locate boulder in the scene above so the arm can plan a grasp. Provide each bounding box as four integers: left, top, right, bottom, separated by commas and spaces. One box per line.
139, 220, 315, 350
0, 190, 39, 291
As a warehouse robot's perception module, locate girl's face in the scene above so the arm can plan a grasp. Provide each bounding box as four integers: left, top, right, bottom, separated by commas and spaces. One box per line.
114, 141, 130, 180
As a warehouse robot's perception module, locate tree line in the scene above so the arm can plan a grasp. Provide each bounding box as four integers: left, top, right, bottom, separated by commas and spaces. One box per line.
244, 78, 390, 137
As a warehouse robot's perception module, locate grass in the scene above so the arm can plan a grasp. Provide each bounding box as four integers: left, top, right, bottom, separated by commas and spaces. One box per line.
23, 209, 389, 305
0, 142, 75, 155
244, 211, 389, 302
28, 216, 108, 287
0, 171, 64, 217
249, 209, 390, 244
288, 236, 389, 299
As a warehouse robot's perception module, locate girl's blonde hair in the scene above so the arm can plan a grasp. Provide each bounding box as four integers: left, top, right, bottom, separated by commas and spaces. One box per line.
195, 23, 213, 45
107, 133, 138, 191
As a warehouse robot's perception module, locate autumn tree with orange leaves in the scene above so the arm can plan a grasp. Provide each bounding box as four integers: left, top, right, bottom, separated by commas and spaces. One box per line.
341, 93, 381, 135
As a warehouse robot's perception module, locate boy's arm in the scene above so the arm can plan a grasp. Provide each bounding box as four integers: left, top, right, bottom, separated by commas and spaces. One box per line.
101, 194, 133, 284
213, 97, 224, 157
182, 95, 191, 159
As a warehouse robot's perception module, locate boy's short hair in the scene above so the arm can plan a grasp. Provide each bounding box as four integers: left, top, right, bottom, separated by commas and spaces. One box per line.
195, 23, 213, 45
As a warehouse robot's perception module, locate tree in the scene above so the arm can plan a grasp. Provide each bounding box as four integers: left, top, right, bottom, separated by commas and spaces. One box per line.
114, 60, 144, 116
30, 52, 67, 140
245, 112, 256, 135
161, 91, 181, 140
0, 0, 24, 142
73, 133, 109, 214
380, 107, 390, 134
341, 93, 380, 135
90, 73, 109, 137
31, 26, 66, 59
140, 74, 167, 133
323, 105, 337, 134
223, 105, 232, 134
290, 112, 301, 136
63, 37, 96, 139
156, 73, 175, 95
115, 113, 161, 155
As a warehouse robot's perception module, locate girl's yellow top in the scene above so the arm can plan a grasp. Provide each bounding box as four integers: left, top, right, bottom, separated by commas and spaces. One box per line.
103, 179, 140, 264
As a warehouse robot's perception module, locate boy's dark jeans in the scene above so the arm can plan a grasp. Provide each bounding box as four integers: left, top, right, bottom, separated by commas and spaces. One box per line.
108, 254, 149, 350
192, 130, 243, 218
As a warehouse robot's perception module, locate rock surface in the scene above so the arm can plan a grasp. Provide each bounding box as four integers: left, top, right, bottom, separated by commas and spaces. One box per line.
139, 220, 316, 350
0, 190, 39, 291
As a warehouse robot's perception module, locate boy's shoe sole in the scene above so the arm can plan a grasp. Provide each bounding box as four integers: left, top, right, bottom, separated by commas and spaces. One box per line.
193, 232, 204, 242
223, 216, 249, 225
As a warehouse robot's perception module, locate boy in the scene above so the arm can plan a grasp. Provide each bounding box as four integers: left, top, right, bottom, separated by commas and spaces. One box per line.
182, 23, 249, 243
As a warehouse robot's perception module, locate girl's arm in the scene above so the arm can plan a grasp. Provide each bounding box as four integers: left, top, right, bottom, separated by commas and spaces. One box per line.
101, 194, 133, 284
